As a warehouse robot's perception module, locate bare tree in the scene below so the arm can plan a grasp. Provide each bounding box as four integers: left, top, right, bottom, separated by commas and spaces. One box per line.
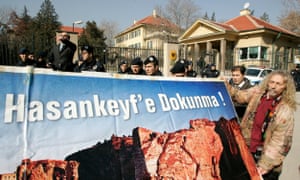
99, 20, 119, 47
0, 7, 16, 35
279, 0, 300, 35
164, 0, 201, 30
0, 7, 13, 24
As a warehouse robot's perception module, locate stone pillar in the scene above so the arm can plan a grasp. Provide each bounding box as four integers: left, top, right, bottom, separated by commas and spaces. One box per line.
183, 45, 188, 59
220, 39, 227, 74
206, 41, 212, 64
194, 43, 200, 62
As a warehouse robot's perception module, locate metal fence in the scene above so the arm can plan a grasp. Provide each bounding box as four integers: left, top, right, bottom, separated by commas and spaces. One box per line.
0, 40, 19, 66
0, 40, 297, 74
0, 40, 163, 73
92, 46, 163, 73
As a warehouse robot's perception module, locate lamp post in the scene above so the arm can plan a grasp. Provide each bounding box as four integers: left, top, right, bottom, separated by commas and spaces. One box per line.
72, 20, 83, 32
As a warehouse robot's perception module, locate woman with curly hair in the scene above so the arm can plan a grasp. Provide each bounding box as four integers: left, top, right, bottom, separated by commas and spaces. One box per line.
225, 70, 297, 180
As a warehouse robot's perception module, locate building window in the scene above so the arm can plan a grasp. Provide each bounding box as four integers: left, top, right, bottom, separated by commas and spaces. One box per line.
147, 41, 153, 49
239, 48, 248, 59
249, 47, 258, 58
260, 46, 267, 59
239, 46, 268, 60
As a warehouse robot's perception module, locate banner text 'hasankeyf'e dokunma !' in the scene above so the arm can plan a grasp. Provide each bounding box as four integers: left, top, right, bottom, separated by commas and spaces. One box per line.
0, 66, 236, 174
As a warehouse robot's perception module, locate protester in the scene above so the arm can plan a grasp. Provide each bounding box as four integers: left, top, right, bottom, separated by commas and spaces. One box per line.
47, 32, 77, 72
225, 70, 297, 179
228, 65, 253, 121
201, 64, 220, 78
118, 60, 130, 74
128, 57, 145, 75
290, 64, 300, 91
16, 48, 29, 66
143, 55, 163, 76
185, 60, 197, 77
35, 51, 47, 68
74, 45, 106, 72
27, 51, 36, 66
170, 59, 187, 77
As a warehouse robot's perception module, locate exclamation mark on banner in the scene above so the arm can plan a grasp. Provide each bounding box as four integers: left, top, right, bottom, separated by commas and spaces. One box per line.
218, 91, 226, 106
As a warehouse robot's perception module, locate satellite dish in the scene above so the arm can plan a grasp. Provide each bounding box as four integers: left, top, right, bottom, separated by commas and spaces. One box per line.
244, 2, 250, 9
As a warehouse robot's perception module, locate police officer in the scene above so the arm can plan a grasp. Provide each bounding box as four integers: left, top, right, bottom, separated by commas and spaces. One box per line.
291, 64, 300, 91
170, 59, 187, 77
128, 57, 145, 75
144, 55, 163, 76
186, 60, 197, 77
16, 48, 30, 66
201, 64, 220, 78
118, 60, 130, 74
74, 45, 106, 72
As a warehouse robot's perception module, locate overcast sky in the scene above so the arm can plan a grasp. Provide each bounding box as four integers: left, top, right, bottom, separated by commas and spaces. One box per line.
0, 0, 284, 31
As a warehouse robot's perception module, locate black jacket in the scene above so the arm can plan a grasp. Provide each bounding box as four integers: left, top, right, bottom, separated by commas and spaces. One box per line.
186, 70, 197, 77
291, 69, 300, 91
74, 59, 106, 72
48, 39, 76, 72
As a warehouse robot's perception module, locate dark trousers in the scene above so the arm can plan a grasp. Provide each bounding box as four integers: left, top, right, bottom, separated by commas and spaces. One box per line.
252, 153, 280, 180
262, 170, 280, 180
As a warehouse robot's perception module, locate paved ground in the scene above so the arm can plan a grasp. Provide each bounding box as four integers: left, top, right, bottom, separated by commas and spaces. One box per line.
280, 92, 300, 180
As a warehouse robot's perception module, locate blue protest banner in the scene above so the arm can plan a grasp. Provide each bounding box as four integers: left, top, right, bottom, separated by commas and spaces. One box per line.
0, 66, 236, 174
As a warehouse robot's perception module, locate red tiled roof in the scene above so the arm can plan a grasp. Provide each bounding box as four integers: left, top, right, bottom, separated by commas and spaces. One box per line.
224, 15, 297, 35
210, 21, 236, 31
128, 14, 180, 31
60, 26, 84, 35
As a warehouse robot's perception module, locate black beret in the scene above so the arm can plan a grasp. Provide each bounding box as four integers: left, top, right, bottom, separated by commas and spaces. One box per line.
170, 59, 186, 73
186, 60, 193, 66
119, 60, 128, 66
81, 45, 94, 54
144, 55, 158, 65
131, 57, 143, 66
19, 48, 29, 55
38, 51, 47, 58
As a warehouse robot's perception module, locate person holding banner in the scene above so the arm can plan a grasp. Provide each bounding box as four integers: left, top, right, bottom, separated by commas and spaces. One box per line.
228, 65, 253, 121
225, 70, 297, 180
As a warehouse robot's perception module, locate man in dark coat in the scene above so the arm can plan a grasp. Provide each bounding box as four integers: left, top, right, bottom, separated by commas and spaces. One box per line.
47, 32, 77, 72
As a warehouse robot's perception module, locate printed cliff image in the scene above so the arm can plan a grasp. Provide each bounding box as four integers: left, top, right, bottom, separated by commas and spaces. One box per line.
16, 118, 260, 180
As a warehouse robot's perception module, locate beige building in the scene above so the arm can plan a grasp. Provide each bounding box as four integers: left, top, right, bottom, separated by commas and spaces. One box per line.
179, 8, 300, 73
114, 10, 182, 50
